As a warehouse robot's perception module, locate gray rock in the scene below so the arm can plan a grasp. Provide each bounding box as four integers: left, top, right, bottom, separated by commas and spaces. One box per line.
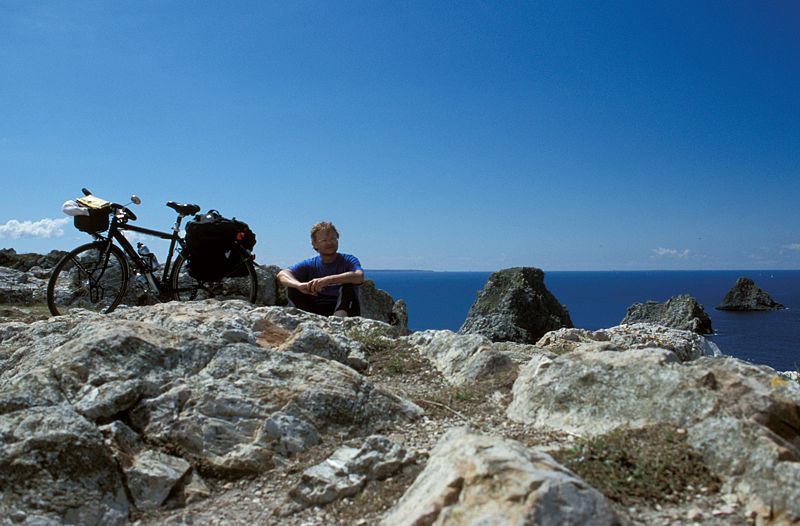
382, 428, 621, 526
278, 321, 368, 371
0, 266, 47, 304
406, 330, 527, 386
254, 263, 282, 306
717, 277, 784, 311
126, 340, 420, 476
360, 280, 409, 334
75, 378, 144, 421
537, 323, 721, 362
0, 301, 422, 519
126, 450, 192, 511
0, 405, 129, 525
459, 267, 573, 344
622, 294, 713, 334
507, 350, 800, 523
0, 248, 66, 272
256, 303, 406, 339
264, 412, 321, 455
100, 420, 146, 456
99, 420, 209, 509
292, 435, 414, 506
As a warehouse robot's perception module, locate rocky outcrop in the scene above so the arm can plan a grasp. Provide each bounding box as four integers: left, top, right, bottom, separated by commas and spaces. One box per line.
537, 323, 721, 362
0, 266, 47, 304
383, 428, 622, 526
459, 267, 572, 344
2, 296, 798, 525
507, 348, 800, 524
255, 263, 283, 306
359, 280, 409, 334
0, 247, 65, 272
622, 294, 713, 334
0, 302, 421, 524
716, 277, 784, 311
0, 248, 65, 305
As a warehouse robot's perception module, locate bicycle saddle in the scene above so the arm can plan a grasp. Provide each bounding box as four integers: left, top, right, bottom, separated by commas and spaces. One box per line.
167, 202, 201, 216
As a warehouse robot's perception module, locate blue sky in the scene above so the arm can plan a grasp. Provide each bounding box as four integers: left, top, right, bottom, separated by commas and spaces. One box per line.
1, 1, 798, 271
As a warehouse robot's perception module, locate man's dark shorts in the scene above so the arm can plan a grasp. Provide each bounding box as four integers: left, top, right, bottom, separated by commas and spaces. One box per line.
287, 284, 361, 317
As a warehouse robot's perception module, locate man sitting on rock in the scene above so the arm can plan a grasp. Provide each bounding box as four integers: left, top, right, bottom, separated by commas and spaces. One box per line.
277, 221, 364, 317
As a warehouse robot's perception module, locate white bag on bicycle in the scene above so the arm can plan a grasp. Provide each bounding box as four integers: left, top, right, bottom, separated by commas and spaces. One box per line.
62, 200, 90, 217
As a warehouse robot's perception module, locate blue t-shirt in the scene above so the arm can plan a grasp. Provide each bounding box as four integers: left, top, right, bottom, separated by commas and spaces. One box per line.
289, 253, 363, 305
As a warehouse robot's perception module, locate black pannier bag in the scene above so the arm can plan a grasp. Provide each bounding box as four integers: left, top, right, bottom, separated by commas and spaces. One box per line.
74, 207, 110, 233
184, 210, 256, 282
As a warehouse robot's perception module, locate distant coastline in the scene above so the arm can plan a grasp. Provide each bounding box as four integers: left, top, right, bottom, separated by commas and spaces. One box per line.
367, 268, 800, 274
367, 269, 436, 273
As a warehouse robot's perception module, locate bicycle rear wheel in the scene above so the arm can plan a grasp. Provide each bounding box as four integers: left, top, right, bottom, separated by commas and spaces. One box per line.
170, 247, 258, 303
47, 242, 129, 316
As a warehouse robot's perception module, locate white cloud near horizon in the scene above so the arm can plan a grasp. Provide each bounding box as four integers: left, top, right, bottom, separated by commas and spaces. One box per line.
782, 243, 800, 252
0, 218, 70, 239
652, 247, 690, 259
122, 230, 148, 244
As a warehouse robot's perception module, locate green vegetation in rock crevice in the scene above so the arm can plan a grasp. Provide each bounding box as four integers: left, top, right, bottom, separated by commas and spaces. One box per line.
553, 425, 721, 506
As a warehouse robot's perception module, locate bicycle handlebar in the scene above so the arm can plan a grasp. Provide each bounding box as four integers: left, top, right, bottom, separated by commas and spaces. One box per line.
110, 203, 137, 222
79, 188, 137, 221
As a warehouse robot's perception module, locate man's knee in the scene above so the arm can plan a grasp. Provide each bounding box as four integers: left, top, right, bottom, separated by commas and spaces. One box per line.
336, 284, 361, 317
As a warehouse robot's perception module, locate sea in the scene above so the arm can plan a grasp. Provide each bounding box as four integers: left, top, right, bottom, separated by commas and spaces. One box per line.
368, 270, 800, 373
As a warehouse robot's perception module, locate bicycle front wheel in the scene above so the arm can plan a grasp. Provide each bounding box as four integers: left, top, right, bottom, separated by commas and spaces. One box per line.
47, 242, 130, 316
170, 248, 258, 304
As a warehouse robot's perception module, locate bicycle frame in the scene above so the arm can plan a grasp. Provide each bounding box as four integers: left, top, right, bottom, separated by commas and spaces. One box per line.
97, 212, 187, 295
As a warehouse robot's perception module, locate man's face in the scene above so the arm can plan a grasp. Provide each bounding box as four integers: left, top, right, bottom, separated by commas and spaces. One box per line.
312, 229, 339, 256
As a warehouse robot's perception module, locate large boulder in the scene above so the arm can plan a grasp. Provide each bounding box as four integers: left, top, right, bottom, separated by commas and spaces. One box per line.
0, 301, 422, 522
382, 428, 621, 526
622, 294, 713, 334
507, 349, 800, 524
537, 323, 721, 362
459, 267, 573, 344
717, 277, 784, 311
359, 280, 409, 335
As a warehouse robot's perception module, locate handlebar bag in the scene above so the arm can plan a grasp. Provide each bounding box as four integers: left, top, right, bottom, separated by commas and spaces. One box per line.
74, 206, 110, 233
184, 210, 256, 281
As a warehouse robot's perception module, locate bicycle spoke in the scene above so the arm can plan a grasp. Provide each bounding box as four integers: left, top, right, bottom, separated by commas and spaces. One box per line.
47, 243, 129, 315
170, 251, 258, 303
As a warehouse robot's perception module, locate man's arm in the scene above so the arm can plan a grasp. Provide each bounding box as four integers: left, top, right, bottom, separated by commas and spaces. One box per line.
307, 269, 364, 294
276, 269, 314, 295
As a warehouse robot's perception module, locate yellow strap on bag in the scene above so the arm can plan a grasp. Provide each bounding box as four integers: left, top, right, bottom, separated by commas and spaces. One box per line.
76, 196, 111, 209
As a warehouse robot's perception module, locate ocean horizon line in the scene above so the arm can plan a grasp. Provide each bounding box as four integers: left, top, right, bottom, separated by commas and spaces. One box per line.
366, 268, 800, 274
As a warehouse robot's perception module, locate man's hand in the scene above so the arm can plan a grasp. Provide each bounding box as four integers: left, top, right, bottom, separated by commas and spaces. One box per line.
306, 277, 329, 294
297, 282, 317, 295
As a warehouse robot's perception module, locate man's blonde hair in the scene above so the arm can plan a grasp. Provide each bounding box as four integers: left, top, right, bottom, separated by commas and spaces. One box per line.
310, 221, 339, 242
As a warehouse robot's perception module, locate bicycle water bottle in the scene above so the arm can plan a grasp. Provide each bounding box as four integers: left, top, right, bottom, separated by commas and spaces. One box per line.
137, 242, 158, 270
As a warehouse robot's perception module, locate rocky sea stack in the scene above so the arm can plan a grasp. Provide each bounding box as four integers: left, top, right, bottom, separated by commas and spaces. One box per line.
459, 267, 573, 344
622, 294, 713, 334
716, 277, 784, 311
